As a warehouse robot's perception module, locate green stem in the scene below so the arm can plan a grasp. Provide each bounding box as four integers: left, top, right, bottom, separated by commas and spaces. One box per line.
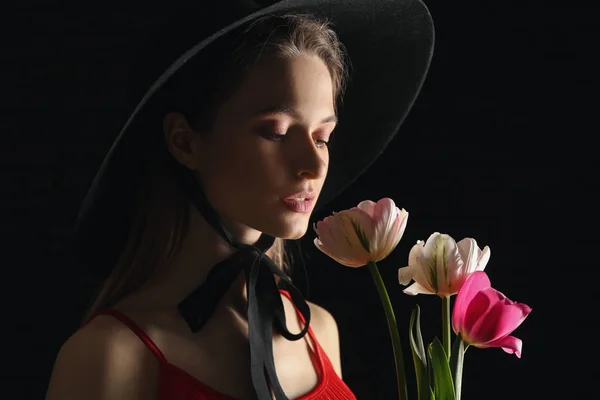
367, 261, 408, 400
442, 296, 451, 358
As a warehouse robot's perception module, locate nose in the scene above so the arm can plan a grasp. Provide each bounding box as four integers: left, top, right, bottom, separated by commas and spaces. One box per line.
293, 130, 328, 181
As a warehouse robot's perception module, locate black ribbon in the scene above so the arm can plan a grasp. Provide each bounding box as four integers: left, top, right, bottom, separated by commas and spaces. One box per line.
175, 167, 311, 399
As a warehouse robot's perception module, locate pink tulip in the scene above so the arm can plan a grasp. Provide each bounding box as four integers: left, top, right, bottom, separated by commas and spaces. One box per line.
452, 271, 532, 358
313, 198, 408, 267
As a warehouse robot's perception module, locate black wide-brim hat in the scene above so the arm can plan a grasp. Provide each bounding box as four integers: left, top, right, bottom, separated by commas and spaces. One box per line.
72, 0, 434, 280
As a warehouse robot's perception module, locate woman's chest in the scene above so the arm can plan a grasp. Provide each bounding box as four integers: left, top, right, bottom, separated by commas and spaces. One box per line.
159, 326, 321, 399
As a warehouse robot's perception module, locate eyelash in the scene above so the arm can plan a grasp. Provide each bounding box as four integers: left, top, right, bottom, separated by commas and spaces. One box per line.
265, 132, 330, 148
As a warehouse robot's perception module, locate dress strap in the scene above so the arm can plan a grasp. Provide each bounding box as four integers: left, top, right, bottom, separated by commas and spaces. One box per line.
82, 309, 168, 364
279, 289, 324, 354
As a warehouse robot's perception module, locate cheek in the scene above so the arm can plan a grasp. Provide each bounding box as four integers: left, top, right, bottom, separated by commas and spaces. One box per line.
203, 140, 281, 206
225, 142, 274, 183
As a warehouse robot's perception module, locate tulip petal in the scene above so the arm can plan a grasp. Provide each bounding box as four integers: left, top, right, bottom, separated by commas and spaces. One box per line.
404, 240, 439, 295
462, 287, 499, 336
376, 208, 407, 261
398, 265, 416, 285
472, 294, 532, 346
313, 214, 372, 267
343, 209, 377, 252
403, 281, 435, 296
452, 271, 491, 334
422, 233, 462, 295
452, 238, 490, 293
313, 237, 366, 267
419, 233, 441, 290
484, 335, 524, 358
312, 199, 411, 269
456, 238, 477, 273
369, 199, 399, 257
451, 270, 531, 359
408, 241, 425, 266
476, 246, 491, 271
421, 232, 441, 256
440, 236, 465, 295
356, 199, 377, 218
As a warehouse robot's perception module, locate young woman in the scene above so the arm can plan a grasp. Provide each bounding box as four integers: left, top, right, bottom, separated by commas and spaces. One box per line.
45, 1, 434, 399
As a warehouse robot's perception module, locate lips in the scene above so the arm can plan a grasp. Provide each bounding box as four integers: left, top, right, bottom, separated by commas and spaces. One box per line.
282, 190, 316, 201
280, 197, 315, 213
280, 190, 316, 214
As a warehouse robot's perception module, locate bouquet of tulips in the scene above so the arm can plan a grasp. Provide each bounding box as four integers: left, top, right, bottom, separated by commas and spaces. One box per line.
313, 198, 532, 400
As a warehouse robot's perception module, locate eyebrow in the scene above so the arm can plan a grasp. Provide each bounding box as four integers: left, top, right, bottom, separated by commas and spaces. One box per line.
253, 105, 338, 124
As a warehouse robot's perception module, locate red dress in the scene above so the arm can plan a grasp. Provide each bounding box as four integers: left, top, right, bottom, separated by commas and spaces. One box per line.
82, 289, 357, 399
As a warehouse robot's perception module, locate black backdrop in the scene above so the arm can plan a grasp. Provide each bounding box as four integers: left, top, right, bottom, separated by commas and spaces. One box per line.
3, 2, 596, 399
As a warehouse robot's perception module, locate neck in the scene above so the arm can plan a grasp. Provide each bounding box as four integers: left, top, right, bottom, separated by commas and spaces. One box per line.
134, 203, 271, 317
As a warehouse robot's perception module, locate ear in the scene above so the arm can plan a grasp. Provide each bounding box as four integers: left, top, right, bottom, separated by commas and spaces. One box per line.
163, 112, 202, 170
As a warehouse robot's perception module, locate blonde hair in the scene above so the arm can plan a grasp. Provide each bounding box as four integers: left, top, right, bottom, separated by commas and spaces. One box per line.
83, 13, 349, 320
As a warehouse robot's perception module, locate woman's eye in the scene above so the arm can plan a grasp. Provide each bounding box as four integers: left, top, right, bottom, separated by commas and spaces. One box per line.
265, 132, 286, 140
262, 131, 329, 148
315, 139, 329, 148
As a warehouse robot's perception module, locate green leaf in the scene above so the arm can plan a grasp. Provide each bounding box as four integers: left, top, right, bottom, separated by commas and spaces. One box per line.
450, 334, 466, 400
428, 337, 456, 400
409, 306, 431, 400
430, 387, 436, 400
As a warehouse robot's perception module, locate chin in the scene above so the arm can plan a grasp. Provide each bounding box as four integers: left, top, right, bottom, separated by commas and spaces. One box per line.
281, 230, 308, 240
265, 219, 310, 240
241, 203, 313, 240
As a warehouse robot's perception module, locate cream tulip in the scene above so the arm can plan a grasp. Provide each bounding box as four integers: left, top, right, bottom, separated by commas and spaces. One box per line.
398, 232, 490, 297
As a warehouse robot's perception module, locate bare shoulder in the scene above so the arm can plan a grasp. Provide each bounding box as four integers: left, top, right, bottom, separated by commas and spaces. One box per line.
306, 300, 343, 378
45, 315, 160, 400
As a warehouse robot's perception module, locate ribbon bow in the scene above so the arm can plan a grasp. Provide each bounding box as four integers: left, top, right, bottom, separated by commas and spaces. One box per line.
175, 167, 311, 399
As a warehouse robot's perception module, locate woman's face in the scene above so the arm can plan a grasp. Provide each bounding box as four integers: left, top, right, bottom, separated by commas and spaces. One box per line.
175, 54, 337, 241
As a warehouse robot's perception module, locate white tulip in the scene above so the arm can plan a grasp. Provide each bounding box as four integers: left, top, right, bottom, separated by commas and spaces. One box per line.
397, 232, 490, 297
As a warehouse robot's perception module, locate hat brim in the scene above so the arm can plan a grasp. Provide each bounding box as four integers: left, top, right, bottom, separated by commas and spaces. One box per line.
72, 0, 434, 276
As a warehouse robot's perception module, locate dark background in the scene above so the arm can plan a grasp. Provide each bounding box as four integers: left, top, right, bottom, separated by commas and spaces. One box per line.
3, 1, 596, 399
